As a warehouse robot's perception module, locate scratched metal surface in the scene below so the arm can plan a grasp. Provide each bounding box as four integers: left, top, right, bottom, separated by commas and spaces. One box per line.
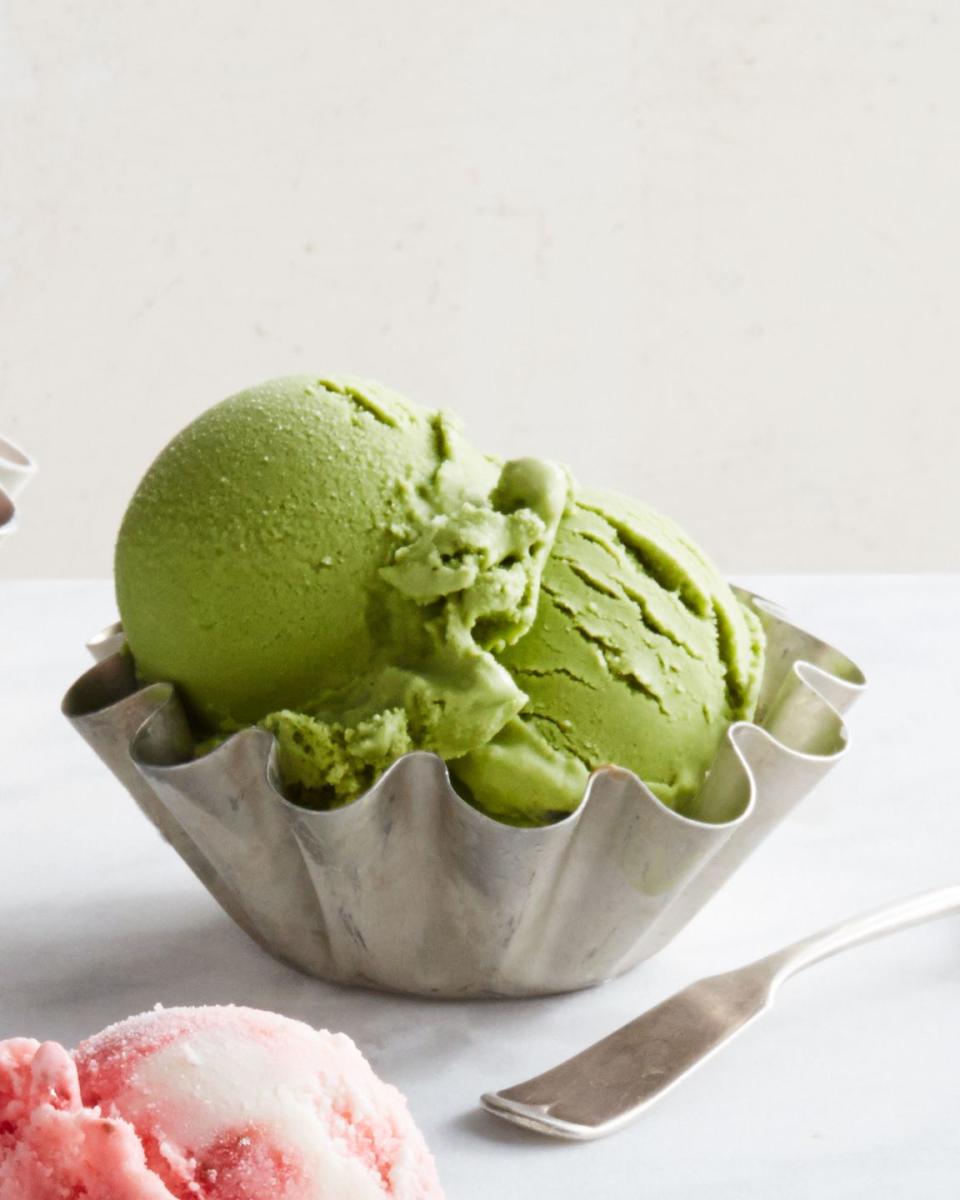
63, 591, 864, 997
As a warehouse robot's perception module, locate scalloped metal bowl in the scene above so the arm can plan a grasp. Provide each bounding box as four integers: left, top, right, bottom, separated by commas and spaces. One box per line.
0, 435, 35, 540
62, 590, 864, 997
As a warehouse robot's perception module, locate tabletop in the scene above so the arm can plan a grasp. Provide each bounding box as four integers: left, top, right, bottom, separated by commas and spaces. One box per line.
1, 576, 957, 1198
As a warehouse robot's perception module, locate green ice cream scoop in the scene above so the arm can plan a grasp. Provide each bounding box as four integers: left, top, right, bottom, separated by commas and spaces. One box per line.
116, 374, 764, 825
448, 488, 766, 824
115, 376, 568, 803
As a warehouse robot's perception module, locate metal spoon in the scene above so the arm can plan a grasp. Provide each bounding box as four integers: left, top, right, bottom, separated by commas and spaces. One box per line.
482, 885, 960, 1140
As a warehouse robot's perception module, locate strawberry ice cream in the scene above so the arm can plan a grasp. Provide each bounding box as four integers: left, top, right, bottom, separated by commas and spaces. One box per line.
0, 1005, 444, 1199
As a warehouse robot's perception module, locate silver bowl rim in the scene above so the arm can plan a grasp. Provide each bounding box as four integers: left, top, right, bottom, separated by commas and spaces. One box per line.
65, 590, 867, 835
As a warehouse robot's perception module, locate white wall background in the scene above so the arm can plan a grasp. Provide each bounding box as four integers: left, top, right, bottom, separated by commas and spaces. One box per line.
1, 0, 957, 578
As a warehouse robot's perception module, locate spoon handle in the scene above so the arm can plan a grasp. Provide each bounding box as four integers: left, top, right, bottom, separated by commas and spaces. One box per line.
762, 885, 960, 987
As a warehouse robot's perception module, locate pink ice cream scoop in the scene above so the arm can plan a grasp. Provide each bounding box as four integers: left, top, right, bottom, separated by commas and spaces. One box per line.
0, 1005, 444, 1199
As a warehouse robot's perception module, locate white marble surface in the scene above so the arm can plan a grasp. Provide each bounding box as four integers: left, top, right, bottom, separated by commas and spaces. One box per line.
1, 577, 958, 1197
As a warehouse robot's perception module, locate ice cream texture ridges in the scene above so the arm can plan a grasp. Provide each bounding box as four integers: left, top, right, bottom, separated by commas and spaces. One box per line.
0, 1006, 444, 1199
450, 487, 765, 821
115, 375, 764, 824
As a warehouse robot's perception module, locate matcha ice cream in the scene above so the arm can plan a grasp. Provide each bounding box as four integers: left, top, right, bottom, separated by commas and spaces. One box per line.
116, 376, 567, 804
116, 375, 764, 825
449, 489, 764, 822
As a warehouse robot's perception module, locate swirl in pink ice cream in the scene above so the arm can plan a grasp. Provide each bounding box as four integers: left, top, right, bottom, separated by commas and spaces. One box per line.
0, 1006, 444, 1199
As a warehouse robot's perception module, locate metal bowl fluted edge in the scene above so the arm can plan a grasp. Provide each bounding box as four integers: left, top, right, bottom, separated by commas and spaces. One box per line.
62, 590, 865, 997
0, 435, 37, 539
0, 488, 14, 537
